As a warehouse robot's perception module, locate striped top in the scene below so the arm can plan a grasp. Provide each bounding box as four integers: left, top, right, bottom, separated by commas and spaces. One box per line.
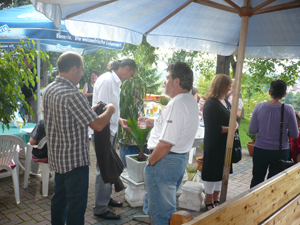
43, 76, 98, 174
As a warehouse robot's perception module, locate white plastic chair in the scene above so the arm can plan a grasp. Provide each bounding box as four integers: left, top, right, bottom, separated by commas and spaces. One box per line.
0, 135, 25, 204
24, 137, 50, 197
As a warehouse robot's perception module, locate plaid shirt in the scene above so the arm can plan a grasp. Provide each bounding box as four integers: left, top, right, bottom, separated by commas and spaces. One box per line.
43, 76, 98, 174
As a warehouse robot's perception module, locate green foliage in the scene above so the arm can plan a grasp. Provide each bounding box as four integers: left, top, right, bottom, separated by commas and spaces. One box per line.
119, 38, 161, 143
0, 40, 49, 130
127, 117, 152, 154
81, 49, 120, 87
239, 119, 253, 148
157, 96, 170, 105
186, 164, 197, 173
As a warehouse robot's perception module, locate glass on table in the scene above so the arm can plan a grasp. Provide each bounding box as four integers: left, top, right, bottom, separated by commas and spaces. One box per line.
153, 103, 158, 113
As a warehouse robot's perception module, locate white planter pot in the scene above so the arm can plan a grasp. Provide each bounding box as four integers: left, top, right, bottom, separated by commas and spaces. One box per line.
125, 154, 147, 183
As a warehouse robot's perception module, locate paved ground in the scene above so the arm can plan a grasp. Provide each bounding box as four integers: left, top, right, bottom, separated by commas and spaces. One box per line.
0, 142, 253, 224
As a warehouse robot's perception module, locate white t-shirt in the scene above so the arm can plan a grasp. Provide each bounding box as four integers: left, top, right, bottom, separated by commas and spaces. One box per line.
92, 71, 121, 135
147, 93, 199, 153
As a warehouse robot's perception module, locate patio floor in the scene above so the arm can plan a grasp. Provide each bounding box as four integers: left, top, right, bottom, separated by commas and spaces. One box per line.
0, 141, 253, 225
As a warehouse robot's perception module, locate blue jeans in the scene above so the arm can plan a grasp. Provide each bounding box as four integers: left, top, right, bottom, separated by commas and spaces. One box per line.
51, 166, 89, 225
143, 153, 187, 225
250, 147, 289, 188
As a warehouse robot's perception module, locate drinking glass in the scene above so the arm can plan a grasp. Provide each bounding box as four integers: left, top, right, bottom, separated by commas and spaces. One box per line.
149, 108, 154, 116
138, 117, 146, 129
153, 104, 158, 113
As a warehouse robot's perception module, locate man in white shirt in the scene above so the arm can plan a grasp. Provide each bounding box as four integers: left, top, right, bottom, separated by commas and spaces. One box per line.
140, 62, 199, 225
92, 59, 136, 220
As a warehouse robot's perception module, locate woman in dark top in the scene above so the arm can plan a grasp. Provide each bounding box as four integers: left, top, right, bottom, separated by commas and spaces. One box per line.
83, 70, 99, 106
202, 74, 238, 210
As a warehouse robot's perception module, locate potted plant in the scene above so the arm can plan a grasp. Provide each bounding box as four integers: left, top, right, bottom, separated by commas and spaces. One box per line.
118, 72, 150, 166
186, 165, 197, 181
125, 117, 152, 182
245, 130, 256, 156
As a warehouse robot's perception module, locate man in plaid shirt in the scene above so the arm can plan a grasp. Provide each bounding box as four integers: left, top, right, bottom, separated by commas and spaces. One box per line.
43, 51, 115, 225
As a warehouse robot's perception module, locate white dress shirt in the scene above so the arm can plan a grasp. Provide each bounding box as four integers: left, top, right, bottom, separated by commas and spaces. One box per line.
92, 71, 121, 135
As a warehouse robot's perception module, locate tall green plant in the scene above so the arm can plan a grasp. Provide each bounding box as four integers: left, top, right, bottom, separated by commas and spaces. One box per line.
127, 117, 152, 161
0, 40, 50, 130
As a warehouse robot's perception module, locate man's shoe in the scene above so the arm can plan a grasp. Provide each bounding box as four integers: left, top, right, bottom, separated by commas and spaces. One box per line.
94, 210, 120, 220
108, 198, 123, 207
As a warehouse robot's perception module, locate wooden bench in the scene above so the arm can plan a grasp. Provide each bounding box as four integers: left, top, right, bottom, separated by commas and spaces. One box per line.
171, 163, 300, 225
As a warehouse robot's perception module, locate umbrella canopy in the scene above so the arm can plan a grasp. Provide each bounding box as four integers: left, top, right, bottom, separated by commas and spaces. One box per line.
31, 0, 300, 59
0, 5, 124, 54
31, 0, 300, 202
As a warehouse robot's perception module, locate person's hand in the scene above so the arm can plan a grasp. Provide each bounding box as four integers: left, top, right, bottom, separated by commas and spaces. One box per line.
92, 103, 101, 112
235, 121, 239, 131
138, 117, 154, 127
104, 103, 115, 114
120, 118, 131, 131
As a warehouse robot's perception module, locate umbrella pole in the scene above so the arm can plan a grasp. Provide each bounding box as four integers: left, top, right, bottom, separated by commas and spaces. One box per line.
220, 15, 249, 203
37, 40, 41, 122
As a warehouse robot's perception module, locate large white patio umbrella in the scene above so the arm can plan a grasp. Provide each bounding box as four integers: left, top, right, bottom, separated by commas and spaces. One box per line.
31, 0, 300, 201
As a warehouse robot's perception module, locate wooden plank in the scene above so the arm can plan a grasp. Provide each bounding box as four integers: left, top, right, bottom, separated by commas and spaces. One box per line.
170, 211, 193, 225
67, 0, 117, 19
262, 194, 300, 225
184, 164, 300, 225
194, 0, 239, 14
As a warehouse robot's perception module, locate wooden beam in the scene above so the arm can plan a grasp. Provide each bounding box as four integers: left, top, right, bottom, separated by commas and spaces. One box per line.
252, 0, 276, 13
67, 0, 118, 19
262, 194, 300, 225
220, 12, 249, 204
170, 211, 193, 225
254, 1, 300, 14
246, 0, 251, 7
184, 164, 300, 224
194, 0, 239, 14
146, 0, 193, 34
223, 0, 241, 11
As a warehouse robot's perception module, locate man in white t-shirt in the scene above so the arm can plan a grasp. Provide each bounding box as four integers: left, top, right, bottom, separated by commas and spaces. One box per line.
92, 59, 136, 220
140, 62, 199, 225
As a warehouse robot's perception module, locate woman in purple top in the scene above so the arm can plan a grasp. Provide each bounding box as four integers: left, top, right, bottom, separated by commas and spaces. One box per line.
249, 80, 299, 188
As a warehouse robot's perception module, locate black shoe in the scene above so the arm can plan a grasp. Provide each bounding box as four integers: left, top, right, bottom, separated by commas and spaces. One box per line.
94, 210, 120, 220
108, 198, 123, 207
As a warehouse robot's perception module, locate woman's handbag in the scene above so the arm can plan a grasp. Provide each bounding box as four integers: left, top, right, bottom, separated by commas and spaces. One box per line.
232, 130, 242, 163
278, 104, 294, 172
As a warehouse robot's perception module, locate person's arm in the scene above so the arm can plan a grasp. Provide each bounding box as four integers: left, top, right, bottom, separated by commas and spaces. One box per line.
29, 137, 37, 145
147, 141, 173, 166
82, 83, 92, 97
89, 103, 115, 132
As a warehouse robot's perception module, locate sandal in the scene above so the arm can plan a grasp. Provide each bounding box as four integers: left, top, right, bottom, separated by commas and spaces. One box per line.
205, 203, 215, 211
214, 201, 220, 206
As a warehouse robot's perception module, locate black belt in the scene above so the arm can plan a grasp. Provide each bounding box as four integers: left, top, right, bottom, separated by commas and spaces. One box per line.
149, 149, 187, 155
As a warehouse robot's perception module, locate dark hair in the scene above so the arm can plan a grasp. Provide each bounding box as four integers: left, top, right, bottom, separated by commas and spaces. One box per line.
166, 62, 193, 91
107, 58, 136, 72
269, 79, 287, 99
90, 70, 99, 76
57, 51, 83, 73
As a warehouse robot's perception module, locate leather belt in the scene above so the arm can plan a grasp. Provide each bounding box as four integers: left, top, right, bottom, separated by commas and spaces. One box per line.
149, 149, 186, 155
